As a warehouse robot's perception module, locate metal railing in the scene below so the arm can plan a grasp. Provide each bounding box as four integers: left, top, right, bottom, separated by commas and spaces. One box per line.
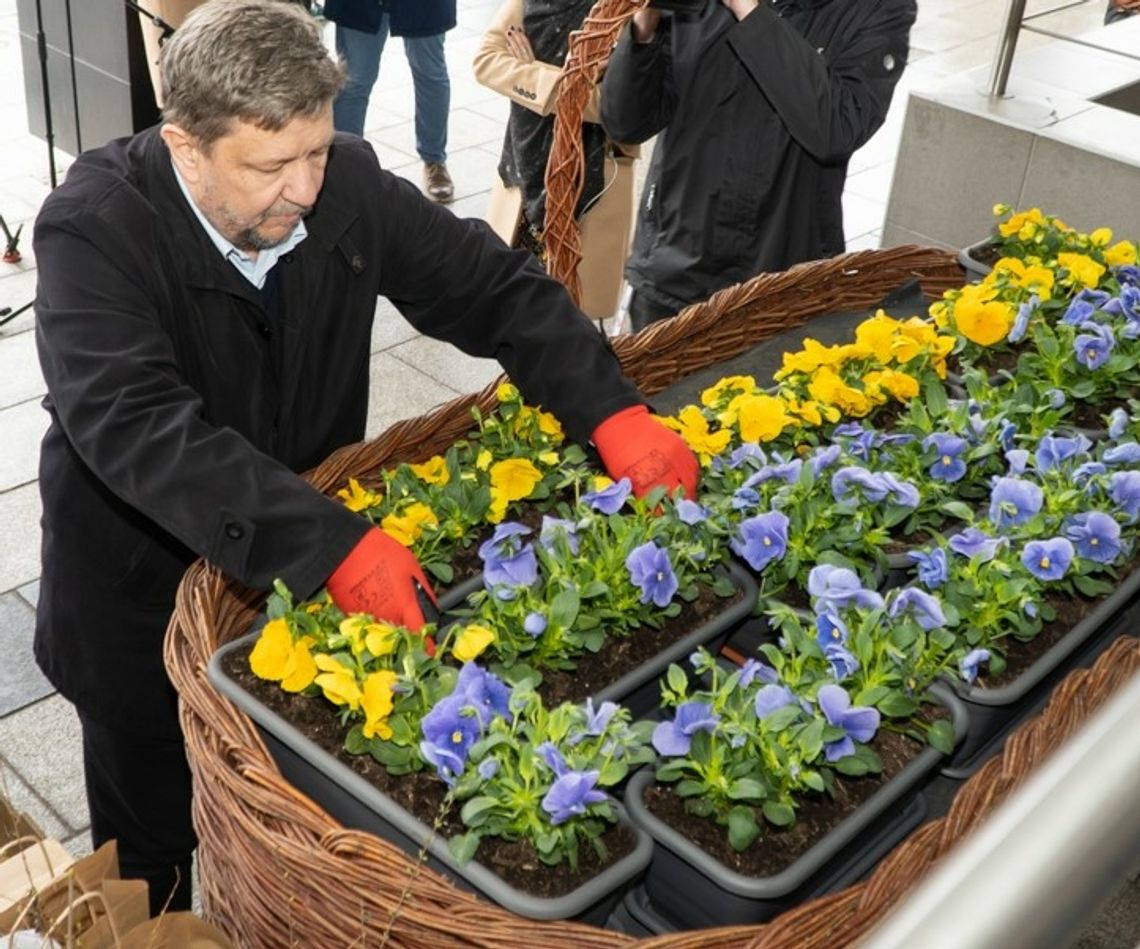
861, 668, 1140, 949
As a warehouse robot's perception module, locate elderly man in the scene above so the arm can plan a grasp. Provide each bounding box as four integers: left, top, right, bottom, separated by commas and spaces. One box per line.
33, 0, 695, 914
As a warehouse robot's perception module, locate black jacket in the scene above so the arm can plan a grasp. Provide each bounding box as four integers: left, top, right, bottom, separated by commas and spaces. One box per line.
322, 0, 456, 37
601, 0, 915, 311
33, 128, 639, 735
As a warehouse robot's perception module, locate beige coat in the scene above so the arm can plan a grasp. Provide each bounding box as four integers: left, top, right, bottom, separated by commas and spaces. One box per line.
138, 0, 210, 107
473, 0, 637, 320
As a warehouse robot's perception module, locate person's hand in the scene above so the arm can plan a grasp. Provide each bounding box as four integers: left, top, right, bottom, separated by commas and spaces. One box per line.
505, 24, 536, 63
326, 528, 438, 630
631, 10, 662, 42
721, 0, 760, 19
592, 404, 699, 499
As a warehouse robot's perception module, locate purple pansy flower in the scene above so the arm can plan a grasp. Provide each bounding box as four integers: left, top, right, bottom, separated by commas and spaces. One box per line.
908, 547, 949, 589
832, 466, 889, 503
824, 641, 861, 680
582, 478, 632, 514
1061, 296, 1096, 326
1108, 408, 1129, 440
989, 477, 1043, 530
1008, 294, 1037, 343
739, 658, 779, 688
815, 610, 849, 651
1065, 511, 1122, 564
730, 511, 790, 572
1074, 321, 1115, 370
675, 499, 708, 524
1109, 470, 1140, 521
818, 684, 880, 762
1035, 432, 1092, 472
732, 487, 760, 510
727, 443, 767, 469
999, 419, 1017, 452
626, 541, 679, 608
1005, 449, 1030, 476
652, 702, 720, 756
1074, 461, 1108, 485
542, 771, 607, 825
880, 472, 921, 508
960, 648, 991, 685
809, 444, 842, 477
420, 695, 482, 785
1104, 442, 1140, 465
454, 662, 513, 727
1020, 537, 1074, 581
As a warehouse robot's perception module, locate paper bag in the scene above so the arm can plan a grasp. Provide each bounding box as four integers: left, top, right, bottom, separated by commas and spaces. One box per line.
117, 912, 236, 949
0, 839, 76, 921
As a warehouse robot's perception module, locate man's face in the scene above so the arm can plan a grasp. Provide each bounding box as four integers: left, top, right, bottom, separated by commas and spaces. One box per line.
167, 105, 335, 253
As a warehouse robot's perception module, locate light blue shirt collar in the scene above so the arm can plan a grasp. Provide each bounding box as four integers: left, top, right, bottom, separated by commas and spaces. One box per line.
171, 161, 307, 289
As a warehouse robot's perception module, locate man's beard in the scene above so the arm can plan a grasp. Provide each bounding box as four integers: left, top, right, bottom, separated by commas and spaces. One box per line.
233, 200, 313, 251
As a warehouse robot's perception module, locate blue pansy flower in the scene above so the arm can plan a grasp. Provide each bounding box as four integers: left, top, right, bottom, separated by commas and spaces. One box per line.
1116, 265, 1140, 288
832, 466, 889, 503
1074, 321, 1115, 370
960, 648, 991, 685
880, 472, 921, 508
420, 695, 482, 785
948, 527, 1004, 562
1008, 294, 1037, 343
1065, 511, 1122, 564
582, 478, 632, 514
818, 684, 880, 762
908, 547, 949, 589
730, 511, 789, 572
889, 587, 947, 630
523, 611, 547, 638
833, 422, 866, 439
454, 662, 513, 726
479, 523, 537, 595
999, 419, 1017, 452
1005, 449, 1030, 476
626, 541, 679, 608
739, 658, 779, 688
478, 758, 499, 781
1108, 408, 1129, 440
1103, 285, 1140, 325
539, 515, 579, 555
807, 564, 884, 612
989, 477, 1044, 530
542, 771, 606, 825
809, 444, 842, 477
815, 610, 849, 651
1061, 296, 1096, 326
924, 433, 968, 483
1045, 388, 1067, 410
732, 487, 761, 510
652, 702, 720, 756
824, 641, 860, 680
1035, 432, 1091, 472
1109, 470, 1140, 521
1074, 461, 1107, 485
1020, 537, 1074, 581
1104, 442, 1140, 465
675, 499, 708, 524
754, 684, 796, 719
728, 443, 767, 469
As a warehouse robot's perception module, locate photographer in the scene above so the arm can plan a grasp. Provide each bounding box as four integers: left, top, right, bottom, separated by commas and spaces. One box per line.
601, 0, 916, 330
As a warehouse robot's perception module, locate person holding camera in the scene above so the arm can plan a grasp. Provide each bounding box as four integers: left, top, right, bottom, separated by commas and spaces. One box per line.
32, 0, 697, 915
1105, 0, 1139, 23
601, 0, 916, 331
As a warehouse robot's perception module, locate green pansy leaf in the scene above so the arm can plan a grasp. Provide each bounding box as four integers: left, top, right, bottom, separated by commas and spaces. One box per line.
550, 588, 580, 628
762, 800, 796, 827
927, 719, 956, 755
727, 778, 767, 802
449, 833, 481, 865
727, 806, 761, 852
877, 692, 919, 718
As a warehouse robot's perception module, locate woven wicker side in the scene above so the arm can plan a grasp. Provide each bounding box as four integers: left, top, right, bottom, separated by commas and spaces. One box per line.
542, 0, 643, 304
165, 247, 966, 947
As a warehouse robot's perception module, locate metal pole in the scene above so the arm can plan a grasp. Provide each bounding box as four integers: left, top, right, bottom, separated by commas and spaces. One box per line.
33, 0, 58, 188
862, 670, 1140, 949
988, 0, 1029, 98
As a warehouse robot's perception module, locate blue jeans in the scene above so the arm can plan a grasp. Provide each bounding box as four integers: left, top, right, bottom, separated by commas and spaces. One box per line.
333, 16, 449, 164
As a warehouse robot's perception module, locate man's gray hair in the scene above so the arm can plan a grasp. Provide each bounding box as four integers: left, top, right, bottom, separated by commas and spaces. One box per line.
161, 0, 345, 148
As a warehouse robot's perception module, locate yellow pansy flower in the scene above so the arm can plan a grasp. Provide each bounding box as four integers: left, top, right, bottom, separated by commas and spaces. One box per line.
929, 299, 950, 328
536, 410, 564, 439
997, 207, 1045, 240
864, 368, 920, 402
490, 458, 543, 503
314, 654, 363, 709
336, 477, 382, 513
1057, 252, 1106, 290
661, 406, 731, 465
249, 618, 318, 692
496, 382, 520, 403
783, 396, 831, 427
487, 492, 509, 524
381, 502, 438, 547
729, 392, 792, 443
774, 338, 843, 380
807, 367, 873, 417
854, 311, 900, 363
538, 450, 560, 466
700, 375, 757, 408
476, 449, 493, 471
409, 456, 450, 486
1105, 241, 1138, 267
364, 622, 399, 658
591, 475, 615, 491
952, 285, 1014, 346
361, 671, 398, 740
452, 624, 496, 662
1089, 227, 1113, 247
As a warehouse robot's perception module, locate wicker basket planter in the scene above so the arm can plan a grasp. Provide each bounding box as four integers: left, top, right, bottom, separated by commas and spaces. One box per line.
621, 684, 967, 932
940, 563, 1140, 779
166, 243, 970, 948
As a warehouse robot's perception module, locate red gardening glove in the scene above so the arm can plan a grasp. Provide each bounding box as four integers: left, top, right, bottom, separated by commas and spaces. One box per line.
326, 528, 438, 631
592, 405, 699, 499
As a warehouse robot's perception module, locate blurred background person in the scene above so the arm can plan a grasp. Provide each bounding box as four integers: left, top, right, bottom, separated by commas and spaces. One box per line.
324, 0, 457, 202
474, 0, 637, 323
601, 0, 915, 331
1105, 0, 1139, 23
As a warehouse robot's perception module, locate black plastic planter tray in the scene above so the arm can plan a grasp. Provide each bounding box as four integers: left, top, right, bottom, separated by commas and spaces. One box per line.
958, 237, 998, 282
940, 565, 1140, 779
623, 683, 968, 929
207, 643, 653, 923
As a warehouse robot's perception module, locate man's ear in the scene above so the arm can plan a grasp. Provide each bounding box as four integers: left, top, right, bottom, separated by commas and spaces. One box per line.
160, 123, 203, 183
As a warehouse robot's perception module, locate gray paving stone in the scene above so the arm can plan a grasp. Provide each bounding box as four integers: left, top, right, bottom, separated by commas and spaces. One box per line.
0, 694, 88, 833
16, 579, 37, 610
369, 296, 422, 354
0, 327, 44, 409
0, 592, 52, 717
365, 351, 463, 442
62, 828, 93, 860
0, 400, 48, 492
391, 332, 502, 399
0, 483, 41, 595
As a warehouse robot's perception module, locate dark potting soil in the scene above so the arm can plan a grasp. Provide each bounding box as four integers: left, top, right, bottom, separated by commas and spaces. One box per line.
643, 726, 924, 878
220, 646, 637, 899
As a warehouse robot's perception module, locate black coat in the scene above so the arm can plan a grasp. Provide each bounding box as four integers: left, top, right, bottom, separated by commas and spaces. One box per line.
322, 0, 457, 37
33, 128, 639, 736
601, 0, 915, 310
